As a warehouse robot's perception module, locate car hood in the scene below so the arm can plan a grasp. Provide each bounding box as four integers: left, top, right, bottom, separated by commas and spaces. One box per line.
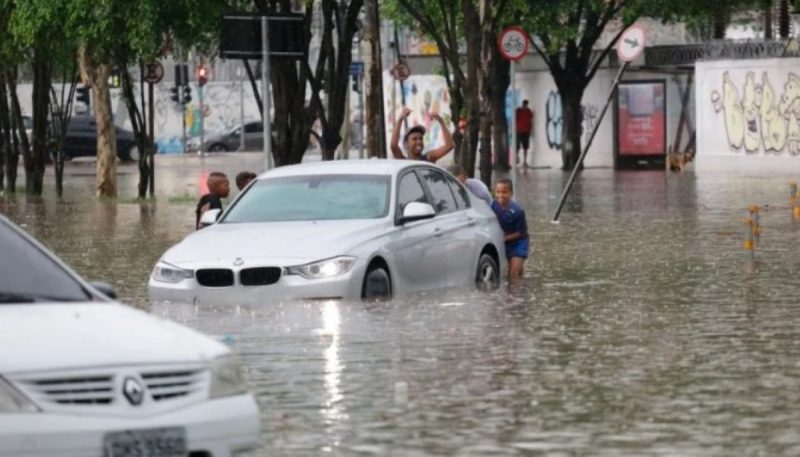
163, 219, 391, 266
0, 303, 228, 374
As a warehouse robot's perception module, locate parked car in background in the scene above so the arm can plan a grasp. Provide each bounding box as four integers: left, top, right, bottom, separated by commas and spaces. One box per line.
190, 121, 274, 153
149, 160, 506, 304
0, 214, 261, 456
57, 116, 138, 161
21, 116, 33, 144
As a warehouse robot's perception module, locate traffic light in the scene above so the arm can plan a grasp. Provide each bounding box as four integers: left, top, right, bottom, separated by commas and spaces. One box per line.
196, 65, 209, 87
170, 86, 180, 103
182, 86, 192, 104
76, 86, 90, 106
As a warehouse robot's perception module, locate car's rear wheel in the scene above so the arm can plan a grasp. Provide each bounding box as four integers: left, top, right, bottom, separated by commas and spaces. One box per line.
475, 253, 499, 291
209, 143, 227, 152
362, 264, 392, 301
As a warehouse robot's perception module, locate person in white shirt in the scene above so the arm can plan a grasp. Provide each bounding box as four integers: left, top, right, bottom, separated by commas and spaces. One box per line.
446, 165, 492, 205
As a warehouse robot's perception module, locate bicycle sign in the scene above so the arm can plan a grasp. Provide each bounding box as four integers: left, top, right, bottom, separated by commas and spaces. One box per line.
498, 26, 529, 62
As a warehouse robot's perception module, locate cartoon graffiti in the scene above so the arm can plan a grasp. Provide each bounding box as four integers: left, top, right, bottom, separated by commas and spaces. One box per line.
545, 91, 598, 150
761, 73, 787, 152
711, 71, 800, 156
582, 103, 599, 145
384, 74, 452, 150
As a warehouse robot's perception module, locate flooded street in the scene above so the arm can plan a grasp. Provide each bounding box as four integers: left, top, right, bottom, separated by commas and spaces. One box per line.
3, 155, 800, 456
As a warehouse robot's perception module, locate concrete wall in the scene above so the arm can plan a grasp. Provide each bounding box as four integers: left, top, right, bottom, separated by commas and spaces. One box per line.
696, 58, 800, 172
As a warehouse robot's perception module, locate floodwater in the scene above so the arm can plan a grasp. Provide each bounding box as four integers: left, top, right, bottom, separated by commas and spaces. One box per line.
2, 154, 800, 456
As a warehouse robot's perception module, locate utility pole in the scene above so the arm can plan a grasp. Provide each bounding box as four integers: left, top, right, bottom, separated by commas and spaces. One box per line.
363, 0, 386, 158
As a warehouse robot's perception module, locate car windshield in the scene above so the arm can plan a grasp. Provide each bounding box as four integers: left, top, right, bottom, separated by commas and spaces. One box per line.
0, 220, 92, 303
224, 174, 391, 222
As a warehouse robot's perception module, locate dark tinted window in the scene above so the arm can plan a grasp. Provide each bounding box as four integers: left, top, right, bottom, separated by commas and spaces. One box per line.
445, 174, 470, 209
396, 172, 428, 216
244, 123, 263, 133
0, 221, 91, 303
420, 169, 457, 214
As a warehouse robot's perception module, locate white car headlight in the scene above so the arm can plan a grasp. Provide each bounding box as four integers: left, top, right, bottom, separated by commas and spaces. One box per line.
286, 256, 355, 279
152, 261, 193, 284
209, 356, 248, 399
0, 377, 38, 412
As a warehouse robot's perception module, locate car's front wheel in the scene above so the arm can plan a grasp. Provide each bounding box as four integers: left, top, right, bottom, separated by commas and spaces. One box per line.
475, 252, 499, 291
362, 264, 392, 301
209, 143, 227, 152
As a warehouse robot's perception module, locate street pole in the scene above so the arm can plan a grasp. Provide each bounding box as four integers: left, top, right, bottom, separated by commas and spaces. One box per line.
239, 77, 245, 152
262, 15, 274, 170
551, 61, 629, 223
181, 100, 187, 154
510, 60, 516, 192
198, 84, 204, 157
148, 81, 155, 197
359, 76, 365, 159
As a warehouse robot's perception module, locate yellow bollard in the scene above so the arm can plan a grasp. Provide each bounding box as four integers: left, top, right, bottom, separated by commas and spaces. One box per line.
794, 205, 800, 220
743, 218, 754, 250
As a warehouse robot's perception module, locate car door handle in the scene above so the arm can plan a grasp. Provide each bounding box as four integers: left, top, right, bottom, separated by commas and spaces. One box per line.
467, 217, 476, 227
434, 227, 443, 237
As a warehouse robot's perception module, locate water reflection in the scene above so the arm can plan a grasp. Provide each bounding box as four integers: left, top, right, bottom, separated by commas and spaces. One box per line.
320, 301, 345, 426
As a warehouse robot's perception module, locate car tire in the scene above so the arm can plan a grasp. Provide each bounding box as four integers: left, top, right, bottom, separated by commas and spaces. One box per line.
475, 253, 499, 291
209, 143, 227, 152
362, 265, 392, 301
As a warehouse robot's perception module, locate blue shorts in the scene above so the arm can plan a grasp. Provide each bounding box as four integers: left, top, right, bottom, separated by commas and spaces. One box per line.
506, 238, 529, 260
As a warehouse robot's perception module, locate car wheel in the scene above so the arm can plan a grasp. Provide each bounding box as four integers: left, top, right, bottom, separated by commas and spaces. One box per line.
209, 143, 227, 152
362, 265, 392, 301
475, 253, 499, 291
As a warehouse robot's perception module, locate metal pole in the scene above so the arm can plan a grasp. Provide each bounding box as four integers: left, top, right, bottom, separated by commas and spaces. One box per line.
181, 100, 187, 154
198, 84, 204, 157
551, 61, 629, 223
511, 61, 517, 186
148, 81, 155, 197
262, 15, 273, 169
359, 77, 365, 159
239, 78, 245, 151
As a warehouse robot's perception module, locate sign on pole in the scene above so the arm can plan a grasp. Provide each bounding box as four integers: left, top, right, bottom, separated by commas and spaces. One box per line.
498, 26, 529, 62
616, 25, 646, 62
390, 62, 411, 81
143, 61, 164, 84
349, 61, 364, 77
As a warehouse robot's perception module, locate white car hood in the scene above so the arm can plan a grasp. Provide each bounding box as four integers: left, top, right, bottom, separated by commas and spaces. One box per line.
163, 219, 391, 265
0, 303, 228, 374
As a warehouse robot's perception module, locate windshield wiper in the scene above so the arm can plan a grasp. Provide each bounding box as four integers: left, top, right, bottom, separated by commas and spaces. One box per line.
0, 292, 86, 304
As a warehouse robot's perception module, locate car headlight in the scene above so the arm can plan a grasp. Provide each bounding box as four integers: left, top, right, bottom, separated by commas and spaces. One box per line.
152, 261, 193, 284
209, 356, 248, 399
0, 377, 38, 412
286, 256, 356, 279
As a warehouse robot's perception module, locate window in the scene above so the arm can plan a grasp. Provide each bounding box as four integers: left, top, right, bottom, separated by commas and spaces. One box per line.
224, 174, 390, 222
0, 222, 91, 303
244, 123, 263, 133
396, 172, 428, 216
420, 169, 458, 214
445, 174, 470, 209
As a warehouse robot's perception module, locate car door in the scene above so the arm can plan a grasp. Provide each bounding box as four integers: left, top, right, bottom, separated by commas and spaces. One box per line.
243, 123, 263, 151
443, 173, 485, 287
387, 169, 443, 292
417, 167, 472, 288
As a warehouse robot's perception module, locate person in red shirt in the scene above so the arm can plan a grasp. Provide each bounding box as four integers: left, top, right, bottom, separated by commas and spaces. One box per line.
515, 100, 534, 168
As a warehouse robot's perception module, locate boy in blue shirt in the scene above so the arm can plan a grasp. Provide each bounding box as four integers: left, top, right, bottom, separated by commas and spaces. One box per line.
491, 178, 529, 281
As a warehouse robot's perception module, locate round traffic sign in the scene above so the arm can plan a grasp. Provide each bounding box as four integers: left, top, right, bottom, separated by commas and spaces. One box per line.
391, 62, 411, 81
498, 26, 529, 62
616, 25, 646, 63
143, 61, 164, 84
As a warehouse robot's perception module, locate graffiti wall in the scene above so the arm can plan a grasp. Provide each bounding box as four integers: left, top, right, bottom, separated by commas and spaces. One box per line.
697, 58, 800, 171
383, 73, 452, 158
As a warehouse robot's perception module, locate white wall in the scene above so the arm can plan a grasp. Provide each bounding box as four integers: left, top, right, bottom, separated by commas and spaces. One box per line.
696, 58, 800, 173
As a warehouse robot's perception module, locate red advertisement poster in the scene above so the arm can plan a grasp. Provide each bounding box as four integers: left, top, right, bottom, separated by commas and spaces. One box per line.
617, 81, 666, 156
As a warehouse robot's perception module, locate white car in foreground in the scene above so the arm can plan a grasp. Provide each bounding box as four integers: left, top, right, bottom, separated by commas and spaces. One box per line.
0, 214, 260, 457
149, 159, 506, 304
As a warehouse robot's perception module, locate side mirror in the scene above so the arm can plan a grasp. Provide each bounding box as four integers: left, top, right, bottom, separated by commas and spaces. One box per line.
399, 201, 436, 224
199, 208, 222, 228
90, 281, 117, 300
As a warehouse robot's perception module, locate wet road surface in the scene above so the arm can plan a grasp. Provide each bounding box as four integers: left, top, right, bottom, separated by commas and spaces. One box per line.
2, 155, 800, 456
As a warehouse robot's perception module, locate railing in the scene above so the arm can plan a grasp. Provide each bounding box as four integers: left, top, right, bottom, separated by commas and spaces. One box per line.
645, 39, 800, 67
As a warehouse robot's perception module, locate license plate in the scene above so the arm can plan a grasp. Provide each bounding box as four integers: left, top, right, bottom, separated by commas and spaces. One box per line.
103, 427, 187, 457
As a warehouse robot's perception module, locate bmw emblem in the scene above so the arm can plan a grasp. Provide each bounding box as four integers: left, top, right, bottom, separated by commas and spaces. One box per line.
233, 257, 244, 267
122, 377, 145, 406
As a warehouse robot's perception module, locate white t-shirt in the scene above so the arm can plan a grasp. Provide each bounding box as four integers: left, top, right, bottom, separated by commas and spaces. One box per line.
465, 178, 492, 205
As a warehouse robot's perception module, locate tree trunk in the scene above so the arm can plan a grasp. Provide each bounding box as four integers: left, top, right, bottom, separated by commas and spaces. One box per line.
712, 4, 729, 39
0, 71, 9, 192
560, 87, 584, 172
778, 0, 790, 38
364, 0, 386, 158
2, 72, 18, 192
463, 0, 481, 179
80, 49, 117, 197
29, 47, 51, 196
490, 44, 511, 174
763, 0, 773, 39
8, 71, 33, 193
121, 66, 149, 199
49, 76, 77, 199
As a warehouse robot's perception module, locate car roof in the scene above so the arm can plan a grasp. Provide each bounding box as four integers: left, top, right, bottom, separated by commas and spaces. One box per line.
258, 159, 435, 179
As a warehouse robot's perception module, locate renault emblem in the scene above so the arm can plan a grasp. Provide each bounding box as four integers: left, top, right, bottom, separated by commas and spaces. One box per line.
233, 257, 244, 267
122, 377, 144, 406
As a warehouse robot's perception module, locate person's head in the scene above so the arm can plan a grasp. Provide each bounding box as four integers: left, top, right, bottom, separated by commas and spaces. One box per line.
494, 178, 513, 206
403, 125, 426, 158
235, 171, 257, 190
446, 164, 467, 184
207, 172, 230, 198
522, 100, 529, 107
